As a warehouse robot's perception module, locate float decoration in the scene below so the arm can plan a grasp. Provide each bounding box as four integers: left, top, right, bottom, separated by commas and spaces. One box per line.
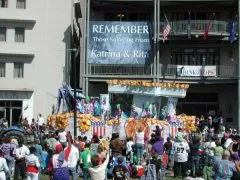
169, 114, 196, 133
106, 119, 122, 125
78, 118, 91, 132
55, 114, 69, 130
125, 118, 169, 138
107, 80, 189, 89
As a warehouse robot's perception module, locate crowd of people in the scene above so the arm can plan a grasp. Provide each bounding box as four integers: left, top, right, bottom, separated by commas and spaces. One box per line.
1, 113, 240, 180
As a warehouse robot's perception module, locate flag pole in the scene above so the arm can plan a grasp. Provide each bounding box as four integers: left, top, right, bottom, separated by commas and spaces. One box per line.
188, 11, 191, 39
164, 14, 169, 24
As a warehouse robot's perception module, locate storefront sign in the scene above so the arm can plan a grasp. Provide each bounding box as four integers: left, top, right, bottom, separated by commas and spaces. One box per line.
177, 66, 217, 77
88, 21, 152, 64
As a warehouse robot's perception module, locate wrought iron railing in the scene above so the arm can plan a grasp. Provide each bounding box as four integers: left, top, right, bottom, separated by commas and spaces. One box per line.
160, 20, 238, 35
88, 64, 237, 78
88, 64, 153, 76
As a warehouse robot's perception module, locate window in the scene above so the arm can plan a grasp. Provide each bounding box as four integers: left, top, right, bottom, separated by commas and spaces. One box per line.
0, 27, 6, 41
171, 12, 219, 21
0, 62, 5, 77
15, 27, 25, 42
171, 48, 219, 65
0, 0, 8, 8
16, 0, 26, 9
14, 62, 24, 78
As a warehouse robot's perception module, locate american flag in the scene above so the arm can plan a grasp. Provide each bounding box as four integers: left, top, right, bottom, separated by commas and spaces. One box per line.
163, 15, 171, 42
203, 13, 215, 40
91, 122, 106, 137
169, 121, 184, 138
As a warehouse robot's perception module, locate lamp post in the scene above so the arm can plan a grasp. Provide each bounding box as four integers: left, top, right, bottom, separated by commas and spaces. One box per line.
73, 48, 79, 137
67, 48, 79, 137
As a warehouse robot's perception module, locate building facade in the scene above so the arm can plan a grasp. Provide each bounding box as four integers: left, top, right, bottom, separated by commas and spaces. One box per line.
74, 0, 240, 128
0, 0, 72, 125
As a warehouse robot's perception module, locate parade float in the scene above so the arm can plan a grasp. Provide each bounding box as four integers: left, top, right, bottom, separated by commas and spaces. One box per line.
47, 80, 196, 140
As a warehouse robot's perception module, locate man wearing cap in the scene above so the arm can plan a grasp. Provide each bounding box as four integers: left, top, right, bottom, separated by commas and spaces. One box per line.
48, 143, 69, 180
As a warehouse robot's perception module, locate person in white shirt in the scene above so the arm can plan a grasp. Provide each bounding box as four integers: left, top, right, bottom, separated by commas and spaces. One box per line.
89, 152, 110, 180
13, 142, 30, 180
37, 114, 44, 132
64, 139, 79, 180
58, 129, 67, 148
135, 127, 145, 165
173, 136, 190, 178
25, 146, 40, 180
0, 149, 9, 180
126, 137, 134, 163
204, 137, 216, 160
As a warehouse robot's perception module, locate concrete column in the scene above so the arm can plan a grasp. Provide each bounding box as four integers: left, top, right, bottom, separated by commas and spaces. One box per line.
156, 0, 160, 82
238, 0, 240, 131
153, 0, 157, 82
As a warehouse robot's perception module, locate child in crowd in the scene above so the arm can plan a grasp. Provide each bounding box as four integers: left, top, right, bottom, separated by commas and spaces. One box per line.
126, 137, 134, 163
25, 146, 40, 180
89, 152, 110, 180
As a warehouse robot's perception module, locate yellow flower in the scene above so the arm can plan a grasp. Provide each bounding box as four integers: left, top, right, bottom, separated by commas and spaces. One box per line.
78, 119, 91, 132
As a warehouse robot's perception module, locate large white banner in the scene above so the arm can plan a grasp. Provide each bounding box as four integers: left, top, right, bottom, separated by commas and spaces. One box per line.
177, 65, 217, 77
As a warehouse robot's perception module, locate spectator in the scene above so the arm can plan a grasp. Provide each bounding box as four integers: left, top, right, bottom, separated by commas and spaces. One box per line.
90, 135, 100, 154
80, 143, 94, 180
48, 143, 69, 180
46, 133, 57, 152
25, 146, 40, 180
173, 136, 190, 178
58, 129, 67, 149
96, 144, 106, 165
110, 133, 124, 156
135, 128, 145, 164
89, 153, 110, 180
0, 138, 16, 178
13, 141, 30, 180
37, 114, 45, 132
113, 156, 128, 180
213, 150, 239, 179
164, 137, 173, 169
213, 139, 224, 162
34, 139, 42, 180
126, 137, 134, 162
64, 137, 79, 180
0, 149, 9, 180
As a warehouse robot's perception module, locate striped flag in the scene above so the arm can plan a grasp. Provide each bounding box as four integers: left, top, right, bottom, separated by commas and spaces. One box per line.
169, 121, 184, 138
91, 122, 106, 137
187, 11, 191, 39
229, 21, 235, 44
163, 14, 171, 42
203, 13, 215, 40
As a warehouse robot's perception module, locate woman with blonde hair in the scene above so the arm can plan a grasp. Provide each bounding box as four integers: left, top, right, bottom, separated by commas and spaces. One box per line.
135, 127, 145, 165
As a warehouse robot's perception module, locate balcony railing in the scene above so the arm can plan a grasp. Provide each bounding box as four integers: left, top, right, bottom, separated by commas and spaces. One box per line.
164, 64, 238, 78
160, 20, 238, 36
88, 64, 153, 76
88, 64, 237, 78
